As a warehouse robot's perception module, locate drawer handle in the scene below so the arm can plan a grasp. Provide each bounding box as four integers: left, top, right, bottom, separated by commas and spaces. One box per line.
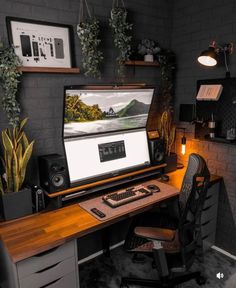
206, 194, 213, 200
201, 220, 211, 226
35, 247, 59, 258
203, 205, 212, 211
40, 277, 62, 288
36, 262, 60, 274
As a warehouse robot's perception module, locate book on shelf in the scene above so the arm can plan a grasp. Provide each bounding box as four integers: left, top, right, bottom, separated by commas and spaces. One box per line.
196, 84, 223, 101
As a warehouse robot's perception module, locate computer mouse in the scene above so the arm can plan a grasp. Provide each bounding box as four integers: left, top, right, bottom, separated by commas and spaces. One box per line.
147, 184, 160, 193
161, 174, 169, 182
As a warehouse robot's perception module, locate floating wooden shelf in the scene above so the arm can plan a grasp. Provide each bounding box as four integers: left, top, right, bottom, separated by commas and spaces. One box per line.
18, 67, 80, 74
124, 60, 160, 67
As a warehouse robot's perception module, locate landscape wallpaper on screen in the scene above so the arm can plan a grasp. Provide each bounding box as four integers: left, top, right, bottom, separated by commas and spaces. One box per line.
64, 89, 153, 137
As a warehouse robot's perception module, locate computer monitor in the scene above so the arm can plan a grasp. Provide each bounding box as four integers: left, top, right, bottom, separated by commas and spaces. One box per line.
63, 86, 155, 185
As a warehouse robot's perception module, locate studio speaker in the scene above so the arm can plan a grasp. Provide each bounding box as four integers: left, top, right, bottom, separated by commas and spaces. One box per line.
148, 138, 165, 165
38, 154, 69, 193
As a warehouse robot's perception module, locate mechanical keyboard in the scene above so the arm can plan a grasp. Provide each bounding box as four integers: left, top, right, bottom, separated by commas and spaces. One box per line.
102, 185, 152, 208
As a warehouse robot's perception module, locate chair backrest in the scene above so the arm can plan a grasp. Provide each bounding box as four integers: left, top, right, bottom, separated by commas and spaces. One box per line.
178, 153, 210, 270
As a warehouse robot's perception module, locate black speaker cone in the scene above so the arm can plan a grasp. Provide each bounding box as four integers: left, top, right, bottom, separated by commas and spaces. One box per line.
51, 174, 65, 187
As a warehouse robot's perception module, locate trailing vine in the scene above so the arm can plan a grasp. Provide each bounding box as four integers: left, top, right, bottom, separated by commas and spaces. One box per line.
158, 50, 176, 112
0, 45, 22, 127
77, 18, 103, 78
109, 2, 132, 78
77, 0, 103, 78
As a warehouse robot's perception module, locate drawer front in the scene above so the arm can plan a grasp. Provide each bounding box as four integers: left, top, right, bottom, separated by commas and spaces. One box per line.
19, 257, 76, 288
201, 218, 217, 238
17, 241, 75, 278
204, 189, 218, 208
201, 203, 218, 224
203, 232, 216, 251
37, 272, 78, 288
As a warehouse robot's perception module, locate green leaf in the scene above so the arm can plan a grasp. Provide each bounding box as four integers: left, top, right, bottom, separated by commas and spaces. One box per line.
0, 176, 4, 195
19, 140, 34, 188
19, 118, 28, 132
12, 150, 20, 192
2, 130, 14, 153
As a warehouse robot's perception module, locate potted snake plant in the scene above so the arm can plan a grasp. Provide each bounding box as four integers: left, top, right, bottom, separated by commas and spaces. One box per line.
0, 118, 34, 220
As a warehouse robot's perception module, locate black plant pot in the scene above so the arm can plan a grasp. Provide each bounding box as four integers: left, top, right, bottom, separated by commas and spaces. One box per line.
0, 188, 32, 221
164, 152, 177, 173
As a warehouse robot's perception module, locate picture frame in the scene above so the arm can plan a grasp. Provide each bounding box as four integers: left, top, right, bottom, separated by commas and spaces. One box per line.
6, 17, 75, 68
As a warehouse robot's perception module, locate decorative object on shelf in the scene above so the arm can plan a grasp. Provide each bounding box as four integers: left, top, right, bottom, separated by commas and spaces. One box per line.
198, 41, 233, 78
0, 43, 22, 127
159, 111, 177, 173
0, 118, 34, 220
6, 16, 74, 68
138, 39, 161, 62
109, 0, 133, 78
208, 113, 216, 139
77, 0, 103, 78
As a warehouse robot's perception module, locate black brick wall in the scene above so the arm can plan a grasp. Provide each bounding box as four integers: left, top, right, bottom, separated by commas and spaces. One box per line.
172, 0, 236, 254
1, 0, 235, 255
0, 0, 172, 183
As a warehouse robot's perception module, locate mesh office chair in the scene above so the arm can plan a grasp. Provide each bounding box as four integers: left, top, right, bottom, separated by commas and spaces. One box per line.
121, 153, 210, 288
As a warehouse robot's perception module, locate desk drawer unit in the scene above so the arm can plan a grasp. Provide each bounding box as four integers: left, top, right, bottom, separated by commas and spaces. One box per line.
17, 240, 76, 278
0, 239, 79, 288
17, 240, 79, 288
201, 183, 219, 251
19, 257, 77, 288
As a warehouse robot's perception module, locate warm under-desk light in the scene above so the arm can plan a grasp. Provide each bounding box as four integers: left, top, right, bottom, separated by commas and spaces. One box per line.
198, 41, 233, 77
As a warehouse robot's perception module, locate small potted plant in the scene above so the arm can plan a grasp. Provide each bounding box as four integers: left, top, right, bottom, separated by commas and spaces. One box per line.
0, 118, 34, 221
159, 110, 177, 173
138, 39, 161, 62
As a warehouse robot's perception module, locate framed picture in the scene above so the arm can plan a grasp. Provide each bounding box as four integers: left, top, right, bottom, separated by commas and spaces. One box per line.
6, 17, 75, 68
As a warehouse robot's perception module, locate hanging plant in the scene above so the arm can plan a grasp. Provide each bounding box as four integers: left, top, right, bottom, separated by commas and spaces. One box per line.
77, 0, 103, 78
158, 50, 176, 112
0, 44, 22, 127
109, 0, 132, 77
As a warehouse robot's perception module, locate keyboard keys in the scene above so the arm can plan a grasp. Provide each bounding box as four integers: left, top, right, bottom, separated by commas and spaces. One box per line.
103, 185, 152, 208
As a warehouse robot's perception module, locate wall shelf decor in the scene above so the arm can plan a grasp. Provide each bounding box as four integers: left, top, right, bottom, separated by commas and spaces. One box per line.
17, 67, 80, 74
6, 17, 75, 69
124, 60, 160, 67
195, 77, 236, 145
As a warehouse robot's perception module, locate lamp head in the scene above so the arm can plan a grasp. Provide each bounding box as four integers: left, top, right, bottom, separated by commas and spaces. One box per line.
198, 41, 233, 77
198, 43, 217, 66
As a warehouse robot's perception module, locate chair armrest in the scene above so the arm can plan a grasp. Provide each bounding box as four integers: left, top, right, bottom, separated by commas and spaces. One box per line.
134, 227, 176, 242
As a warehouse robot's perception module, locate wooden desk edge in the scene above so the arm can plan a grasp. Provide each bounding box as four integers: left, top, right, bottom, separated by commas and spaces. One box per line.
0, 171, 221, 263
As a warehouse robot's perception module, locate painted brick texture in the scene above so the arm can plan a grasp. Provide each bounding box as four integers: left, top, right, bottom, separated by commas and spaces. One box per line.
0, 0, 172, 182
172, 0, 236, 254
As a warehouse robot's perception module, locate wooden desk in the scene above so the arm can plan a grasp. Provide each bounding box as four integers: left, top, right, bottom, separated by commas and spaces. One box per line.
0, 170, 222, 288
161, 168, 222, 190
0, 179, 179, 264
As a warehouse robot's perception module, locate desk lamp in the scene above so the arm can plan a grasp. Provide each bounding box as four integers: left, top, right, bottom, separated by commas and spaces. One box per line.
198, 41, 233, 78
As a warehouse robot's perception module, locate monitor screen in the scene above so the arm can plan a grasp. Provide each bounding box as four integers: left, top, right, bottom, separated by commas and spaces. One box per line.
64, 129, 150, 184
64, 88, 154, 138
63, 86, 154, 186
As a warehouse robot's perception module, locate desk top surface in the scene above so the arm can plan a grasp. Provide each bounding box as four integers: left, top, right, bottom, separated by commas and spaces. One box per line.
0, 169, 222, 263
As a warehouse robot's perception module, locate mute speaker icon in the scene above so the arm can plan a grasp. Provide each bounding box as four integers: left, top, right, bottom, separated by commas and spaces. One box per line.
216, 272, 224, 279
